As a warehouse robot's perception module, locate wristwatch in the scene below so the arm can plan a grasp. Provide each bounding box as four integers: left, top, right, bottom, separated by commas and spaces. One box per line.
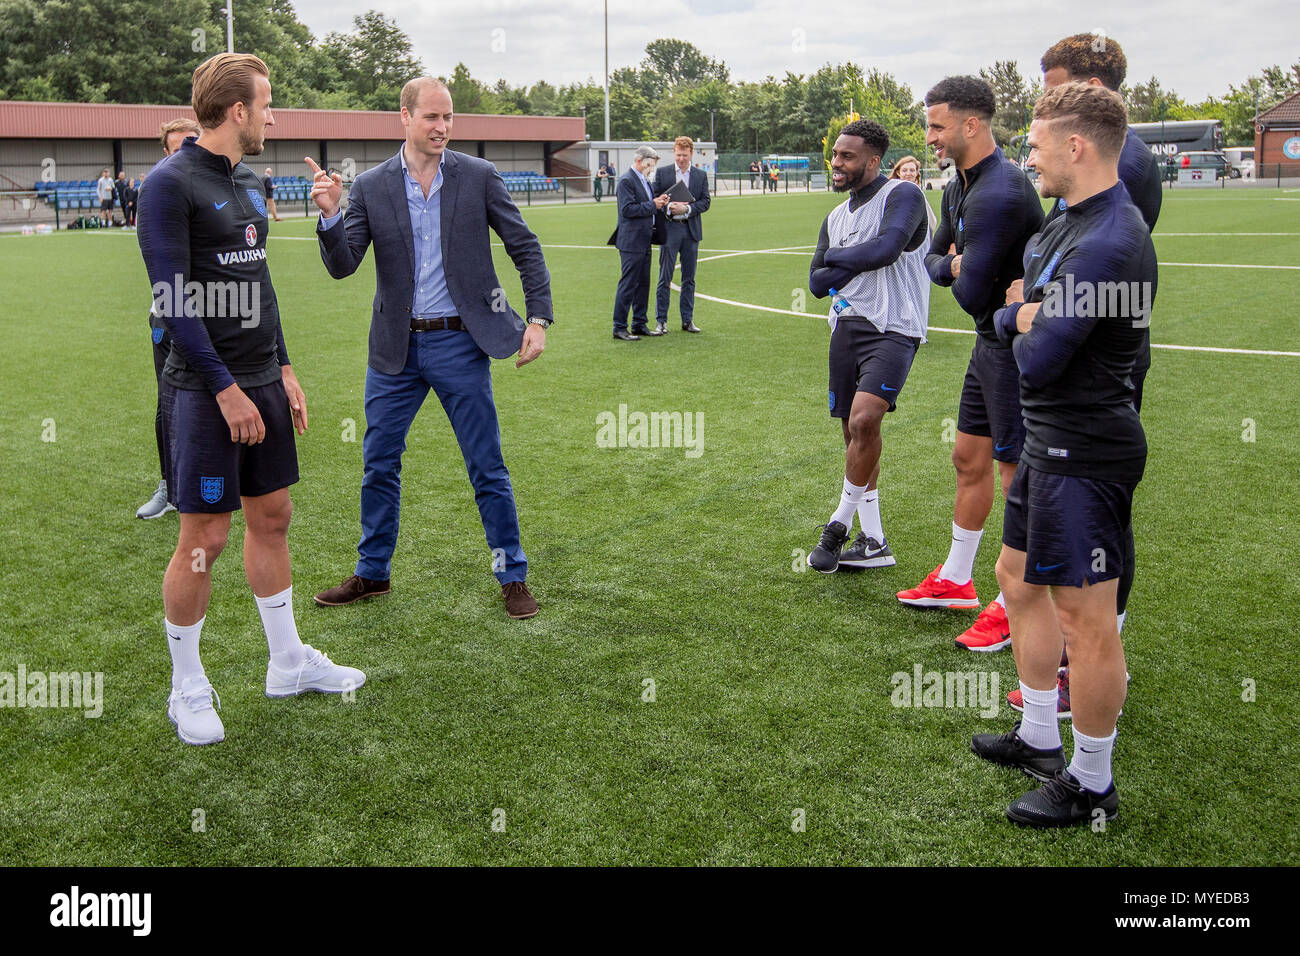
527, 316, 552, 329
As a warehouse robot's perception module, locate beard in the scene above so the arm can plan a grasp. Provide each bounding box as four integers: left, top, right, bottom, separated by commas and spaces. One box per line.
1038, 168, 1070, 199
238, 124, 264, 156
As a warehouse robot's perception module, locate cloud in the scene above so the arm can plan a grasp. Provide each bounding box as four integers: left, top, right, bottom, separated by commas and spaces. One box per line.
294, 0, 1297, 103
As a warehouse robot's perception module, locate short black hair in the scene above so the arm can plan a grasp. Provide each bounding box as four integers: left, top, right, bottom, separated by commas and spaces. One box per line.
838, 119, 890, 157
924, 76, 996, 120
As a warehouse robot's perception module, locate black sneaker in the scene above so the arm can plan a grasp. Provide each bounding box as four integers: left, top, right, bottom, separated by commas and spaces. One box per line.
838, 531, 896, 569
807, 521, 850, 573
971, 721, 1066, 782
1007, 769, 1119, 828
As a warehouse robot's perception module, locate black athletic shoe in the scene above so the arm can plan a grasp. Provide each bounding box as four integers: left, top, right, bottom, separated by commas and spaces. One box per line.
807, 521, 850, 573
1006, 769, 1119, 828
838, 531, 896, 569
970, 721, 1066, 782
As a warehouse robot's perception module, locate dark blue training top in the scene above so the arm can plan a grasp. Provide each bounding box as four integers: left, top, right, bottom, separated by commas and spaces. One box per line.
993, 181, 1157, 483
1044, 128, 1163, 375
926, 146, 1045, 345
136, 138, 287, 394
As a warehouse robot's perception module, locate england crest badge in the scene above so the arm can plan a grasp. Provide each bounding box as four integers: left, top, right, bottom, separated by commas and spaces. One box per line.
246, 188, 267, 217
200, 476, 225, 504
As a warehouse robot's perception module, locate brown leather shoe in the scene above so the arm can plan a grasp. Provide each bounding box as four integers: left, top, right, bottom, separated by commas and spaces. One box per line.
313, 574, 390, 607
502, 581, 539, 619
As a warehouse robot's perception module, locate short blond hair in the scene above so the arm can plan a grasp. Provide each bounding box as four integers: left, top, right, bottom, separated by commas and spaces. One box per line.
191, 53, 269, 129
401, 76, 451, 113
1033, 82, 1128, 160
673, 136, 694, 152
159, 117, 202, 152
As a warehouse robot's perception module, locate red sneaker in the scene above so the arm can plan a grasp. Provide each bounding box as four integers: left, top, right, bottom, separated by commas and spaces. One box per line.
1007, 670, 1071, 719
955, 599, 1011, 652
896, 565, 980, 609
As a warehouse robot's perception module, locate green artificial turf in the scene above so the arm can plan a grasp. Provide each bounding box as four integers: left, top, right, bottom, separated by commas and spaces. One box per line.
0, 185, 1296, 865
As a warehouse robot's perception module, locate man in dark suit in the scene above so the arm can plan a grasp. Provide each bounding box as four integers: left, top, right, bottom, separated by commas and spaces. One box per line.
610, 145, 669, 340
306, 76, 553, 620
653, 136, 711, 334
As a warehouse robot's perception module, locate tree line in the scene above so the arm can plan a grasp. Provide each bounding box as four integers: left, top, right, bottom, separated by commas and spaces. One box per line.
1, 0, 1294, 155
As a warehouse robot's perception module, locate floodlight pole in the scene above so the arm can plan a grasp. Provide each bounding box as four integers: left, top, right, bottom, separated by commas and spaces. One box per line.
225, 2, 234, 53
603, 0, 611, 141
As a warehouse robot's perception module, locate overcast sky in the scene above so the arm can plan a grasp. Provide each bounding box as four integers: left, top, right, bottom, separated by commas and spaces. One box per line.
285, 0, 1296, 105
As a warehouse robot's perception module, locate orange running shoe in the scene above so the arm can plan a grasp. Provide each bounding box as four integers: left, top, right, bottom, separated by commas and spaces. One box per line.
895, 566, 980, 609
1007, 670, 1071, 719
956, 599, 1012, 652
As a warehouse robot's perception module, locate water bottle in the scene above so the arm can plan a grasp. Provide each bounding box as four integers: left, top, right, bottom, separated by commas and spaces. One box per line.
829, 287, 850, 316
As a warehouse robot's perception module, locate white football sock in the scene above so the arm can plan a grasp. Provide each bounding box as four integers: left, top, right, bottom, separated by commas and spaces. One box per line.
165, 616, 206, 690
1117, 610, 1127, 633
1068, 726, 1117, 793
1017, 681, 1062, 751
994, 591, 1005, 609
255, 586, 307, 670
830, 477, 867, 529
939, 523, 983, 585
857, 488, 883, 542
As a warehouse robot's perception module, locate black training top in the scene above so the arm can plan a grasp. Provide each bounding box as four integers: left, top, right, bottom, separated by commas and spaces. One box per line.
809, 174, 928, 298
993, 181, 1157, 483
926, 147, 1045, 345
136, 138, 287, 394
1043, 128, 1162, 374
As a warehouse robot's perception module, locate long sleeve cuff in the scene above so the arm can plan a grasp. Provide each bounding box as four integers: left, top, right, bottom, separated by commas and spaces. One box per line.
318, 210, 342, 230
994, 302, 1023, 346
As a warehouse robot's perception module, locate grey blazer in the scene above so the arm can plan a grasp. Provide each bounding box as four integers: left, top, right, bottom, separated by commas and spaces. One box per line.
317, 148, 553, 371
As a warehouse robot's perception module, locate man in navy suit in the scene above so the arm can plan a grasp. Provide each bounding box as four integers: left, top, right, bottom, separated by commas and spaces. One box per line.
653, 136, 711, 334
611, 145, 669, 340
307, 76, 553, 620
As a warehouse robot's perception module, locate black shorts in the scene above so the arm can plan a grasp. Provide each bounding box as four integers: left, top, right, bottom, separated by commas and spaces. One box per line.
828, 321, 920, 417
957, 337, 1025, 462
99, 199, 113, 211
1002, 463, 1135, 587
161, 380, 299, 513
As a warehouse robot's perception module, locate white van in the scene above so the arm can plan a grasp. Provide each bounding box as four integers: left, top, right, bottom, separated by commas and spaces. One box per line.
1223, 146, 1255, 179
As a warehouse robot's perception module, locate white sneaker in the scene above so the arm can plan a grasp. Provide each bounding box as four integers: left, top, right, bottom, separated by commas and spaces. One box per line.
265, 644, 366, 698
167, 675, 225, 745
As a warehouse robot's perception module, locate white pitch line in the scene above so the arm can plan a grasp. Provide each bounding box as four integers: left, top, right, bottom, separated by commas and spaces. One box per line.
1158, 260, 1300, 270
672, 287, 1300, 357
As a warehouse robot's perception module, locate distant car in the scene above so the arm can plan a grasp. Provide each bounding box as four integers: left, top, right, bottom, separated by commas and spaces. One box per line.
1165, 150, 1230, 182
1223, 146, 1255, 179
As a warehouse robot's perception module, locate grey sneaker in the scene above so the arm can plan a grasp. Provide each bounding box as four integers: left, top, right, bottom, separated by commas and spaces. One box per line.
838, 531, 896, 569
136, 479, 176, 519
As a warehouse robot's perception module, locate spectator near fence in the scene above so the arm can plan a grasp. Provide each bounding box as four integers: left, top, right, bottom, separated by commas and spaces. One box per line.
96, 169, 114, 226
263, 167, 282, 221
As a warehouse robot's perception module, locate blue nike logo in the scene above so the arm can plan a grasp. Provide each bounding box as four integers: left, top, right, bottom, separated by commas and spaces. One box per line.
881, 384, 897, 392
1035, 562, 1064, 572
1030, 252, 1042, 258
994, 443, 1014, 453
214, 201, 228, 210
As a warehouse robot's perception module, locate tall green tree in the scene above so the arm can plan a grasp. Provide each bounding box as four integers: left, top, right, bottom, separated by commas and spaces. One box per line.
978, 60, 1039, 146
0, 0, 217, 103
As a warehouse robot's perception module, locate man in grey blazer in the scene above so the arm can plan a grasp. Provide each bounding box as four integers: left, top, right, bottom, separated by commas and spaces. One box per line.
652, 136, 711, 334
307, 77, 553, 620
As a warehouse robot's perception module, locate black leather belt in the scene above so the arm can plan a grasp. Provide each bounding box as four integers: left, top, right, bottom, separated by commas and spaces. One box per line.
411, 316, 462, 331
